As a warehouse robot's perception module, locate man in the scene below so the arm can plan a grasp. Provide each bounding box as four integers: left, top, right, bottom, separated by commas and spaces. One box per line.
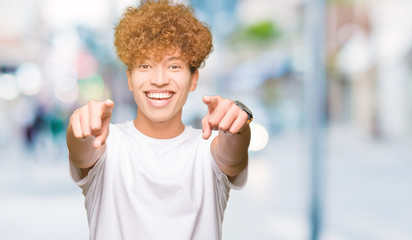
67, 1, 253, 239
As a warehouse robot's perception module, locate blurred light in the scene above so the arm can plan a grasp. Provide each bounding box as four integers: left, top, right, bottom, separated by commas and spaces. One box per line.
77, 51, 98, 79
0, 74, 20, 101
249, 122, 269, 151
55, 83, 79, 104
0, 0, 33, 40
79, 74, 104, 100
337, 23, 363, 46
248, 157, 272, 193
43, 0, 110, 29
337, 32, 372, 75
51, 29, 81, 63
214, 11, 235, 35
14, 97, 36, 126
16, 63, 43, 96
292, 46, 310, 73
53, 65, 77, 91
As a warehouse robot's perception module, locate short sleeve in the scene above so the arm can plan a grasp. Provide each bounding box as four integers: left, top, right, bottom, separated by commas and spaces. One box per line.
207, 131, 248, 191
210, 156, 248, 190
69, 149, 107, 195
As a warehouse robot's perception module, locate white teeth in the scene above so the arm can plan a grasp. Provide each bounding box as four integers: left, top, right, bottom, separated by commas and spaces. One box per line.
146, 92, 173, 100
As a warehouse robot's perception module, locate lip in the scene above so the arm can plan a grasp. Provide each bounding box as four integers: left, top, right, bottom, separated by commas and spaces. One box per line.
144, 91, 175, 108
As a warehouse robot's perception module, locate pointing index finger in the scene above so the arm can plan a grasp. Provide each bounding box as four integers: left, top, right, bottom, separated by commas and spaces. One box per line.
90, 99, 114, 135
202, 95, 219, 112
101, 99, 114, 115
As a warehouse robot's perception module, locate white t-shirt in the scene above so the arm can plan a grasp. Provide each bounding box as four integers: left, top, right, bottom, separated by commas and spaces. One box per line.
70, 121, 247, 240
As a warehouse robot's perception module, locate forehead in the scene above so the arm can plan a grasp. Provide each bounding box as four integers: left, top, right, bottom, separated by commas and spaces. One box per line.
137, 51, 188, 64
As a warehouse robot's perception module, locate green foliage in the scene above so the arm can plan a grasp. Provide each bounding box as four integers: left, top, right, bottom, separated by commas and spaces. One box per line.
244, 21, 280, 42
229, 20, 281, 48
78, 74, 105, 100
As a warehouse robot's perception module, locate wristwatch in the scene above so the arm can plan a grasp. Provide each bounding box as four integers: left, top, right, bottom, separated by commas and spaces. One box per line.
234, 100, 253, 124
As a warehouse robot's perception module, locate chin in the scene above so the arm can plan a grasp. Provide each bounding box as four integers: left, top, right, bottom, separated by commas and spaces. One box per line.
144, 110, 177, 123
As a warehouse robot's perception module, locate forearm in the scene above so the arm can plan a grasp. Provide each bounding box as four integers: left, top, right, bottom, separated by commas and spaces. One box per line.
66, 124, 105, 169
212, 125, 251, 177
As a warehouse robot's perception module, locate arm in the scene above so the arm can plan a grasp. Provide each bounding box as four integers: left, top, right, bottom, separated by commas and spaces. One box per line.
66, 99, 114, 177
202, 96, 251, 180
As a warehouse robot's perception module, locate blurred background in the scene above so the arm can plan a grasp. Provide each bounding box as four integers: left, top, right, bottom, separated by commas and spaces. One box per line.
1, 0, 411, 239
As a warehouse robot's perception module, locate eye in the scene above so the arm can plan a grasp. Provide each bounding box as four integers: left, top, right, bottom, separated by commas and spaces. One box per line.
169, 65, 181, 70
138, 64, 151, 69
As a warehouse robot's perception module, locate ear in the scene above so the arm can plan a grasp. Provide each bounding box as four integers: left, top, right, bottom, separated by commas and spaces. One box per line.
189, 69, 199, 92
127, 69, 133, 91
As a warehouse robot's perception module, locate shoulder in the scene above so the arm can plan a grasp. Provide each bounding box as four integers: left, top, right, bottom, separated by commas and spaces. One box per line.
184, 125, 202, 139
108, 121, 135, 137
105, 121, 138, 148
110, 121, 132, 132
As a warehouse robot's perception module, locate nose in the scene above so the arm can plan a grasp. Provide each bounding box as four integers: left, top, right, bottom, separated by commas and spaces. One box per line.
150, 67, 169, 86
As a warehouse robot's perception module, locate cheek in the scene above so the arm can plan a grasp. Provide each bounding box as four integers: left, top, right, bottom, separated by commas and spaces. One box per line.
179, 73, 195, 89
130, 76, 146, 90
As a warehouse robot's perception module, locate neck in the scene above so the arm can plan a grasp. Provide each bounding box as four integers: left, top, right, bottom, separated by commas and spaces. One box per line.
133, 110, 185, 139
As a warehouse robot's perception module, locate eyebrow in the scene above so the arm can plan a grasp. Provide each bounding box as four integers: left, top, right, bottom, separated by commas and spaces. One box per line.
165, 56, 184, 62
139, 56, 184, 63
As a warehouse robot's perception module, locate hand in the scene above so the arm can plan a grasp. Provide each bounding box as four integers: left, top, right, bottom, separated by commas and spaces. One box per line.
202, 95, 249, 140
69, 99, 114, 148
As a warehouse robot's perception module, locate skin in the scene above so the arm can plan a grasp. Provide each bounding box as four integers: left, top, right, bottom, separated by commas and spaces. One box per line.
67, 53, 250, 180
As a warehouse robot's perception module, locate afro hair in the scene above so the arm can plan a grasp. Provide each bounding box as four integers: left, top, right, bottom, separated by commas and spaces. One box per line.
114, 0, 213, 71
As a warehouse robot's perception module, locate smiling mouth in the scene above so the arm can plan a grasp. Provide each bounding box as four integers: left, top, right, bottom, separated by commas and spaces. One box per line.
145, 91, 174, 100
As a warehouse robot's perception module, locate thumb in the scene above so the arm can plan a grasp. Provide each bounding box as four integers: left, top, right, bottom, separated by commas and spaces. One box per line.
93, 128, 109, 149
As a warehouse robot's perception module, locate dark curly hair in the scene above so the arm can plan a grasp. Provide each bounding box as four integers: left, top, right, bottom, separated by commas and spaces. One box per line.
114, 0, 213, 73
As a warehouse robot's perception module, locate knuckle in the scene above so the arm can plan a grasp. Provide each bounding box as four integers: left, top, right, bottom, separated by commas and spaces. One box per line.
208, 119, 217, 126
218, 123, 228, 131
201, 117, 208, 125
233, 103, 241, 112
229, 129, 238, 135
90, 129, 98, 136
73, 132, 83, 139
221, 99, 231, 107
90, 129, 101, 137
82, 126, 91, 135
241, 112, 248, 121
90, 124, 100, 131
